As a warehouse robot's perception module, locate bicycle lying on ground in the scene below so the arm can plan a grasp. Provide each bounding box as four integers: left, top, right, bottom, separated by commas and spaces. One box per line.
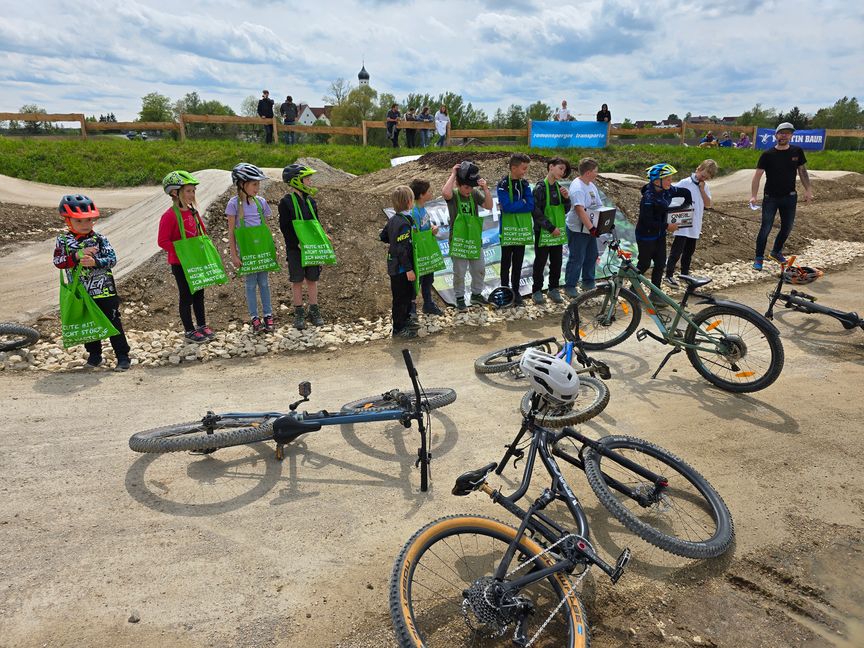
765, 256, 863, 331
128, 349, 455, 492
0, 322, 40, 352
390, 390, 733, 647
475, 336, 612, 427
562, 232, 784, 393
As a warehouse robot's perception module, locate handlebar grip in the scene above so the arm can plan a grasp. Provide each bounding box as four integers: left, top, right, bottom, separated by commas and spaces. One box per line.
401, 348, 417, 377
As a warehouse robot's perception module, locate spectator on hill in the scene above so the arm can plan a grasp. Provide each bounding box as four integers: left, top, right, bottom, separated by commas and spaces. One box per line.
257, 90, 275, 144
719, 132, 733, 147
404, 107, 417, 148
418, 106, 434, 147
736, 132, 751, 148
555, 100, 571, 122
596, 103, 611, 123
435, 105, 450, 147
699, 131, 718, 148
280, 95, 298, 145
386, 103, 401, 148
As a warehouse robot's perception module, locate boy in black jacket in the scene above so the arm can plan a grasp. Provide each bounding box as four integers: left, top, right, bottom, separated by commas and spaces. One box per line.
636, 163, 691, 295
380, 186, 417, 338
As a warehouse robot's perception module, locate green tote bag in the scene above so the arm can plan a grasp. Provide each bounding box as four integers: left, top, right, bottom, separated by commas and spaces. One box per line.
172, 206, 228, 293
538, 180, 568, 247
289, 195, 337, 266
59, 264, 120, 348
412, 228, 446, 293
499, 176, 534, 246
233, 197, 280, 275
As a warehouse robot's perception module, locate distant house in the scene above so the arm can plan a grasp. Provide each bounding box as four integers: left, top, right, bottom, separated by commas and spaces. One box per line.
721, 116, 739, 125
635, 120, 658, 128
297, 104, 332, 126
658, 119, 680, 128
688, 115, 710, 124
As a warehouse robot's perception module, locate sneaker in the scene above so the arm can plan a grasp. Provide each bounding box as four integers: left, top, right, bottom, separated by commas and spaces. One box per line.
263, 315, 275, 331
293, 306, 306, 330
768, 251, 787, 264
547, 288, 564, 304
308, 304, 324, 326
664, 276, 680, 288
470, 293, 487, 306
422, 302, 444, 316
185, 329, 208, 343
393, 327, 418, 339
513, 294, 525, 307
115, 357, 131, 372
251, 316, 263, 333
532, 291, 545, 305
455, 297, 468, 312
753, 257, 764, 271
197, 325, 215, 339
84, 354, 103, 368
564, 286, 579, 298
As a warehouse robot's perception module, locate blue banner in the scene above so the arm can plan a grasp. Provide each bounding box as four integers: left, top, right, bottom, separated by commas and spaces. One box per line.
755, 128, 826, 151
530, 120, 608, 148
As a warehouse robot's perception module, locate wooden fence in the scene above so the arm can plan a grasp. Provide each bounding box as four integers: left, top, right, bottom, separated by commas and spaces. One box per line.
2, 111, 862, 147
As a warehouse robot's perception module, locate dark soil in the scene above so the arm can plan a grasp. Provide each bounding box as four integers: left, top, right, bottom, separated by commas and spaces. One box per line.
0, 204, 117, 253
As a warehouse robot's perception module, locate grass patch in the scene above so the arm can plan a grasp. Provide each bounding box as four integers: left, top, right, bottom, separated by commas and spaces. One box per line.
0, 138, 861, 187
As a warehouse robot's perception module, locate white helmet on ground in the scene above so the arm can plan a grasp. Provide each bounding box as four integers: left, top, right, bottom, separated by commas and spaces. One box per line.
519, 348, 580, 405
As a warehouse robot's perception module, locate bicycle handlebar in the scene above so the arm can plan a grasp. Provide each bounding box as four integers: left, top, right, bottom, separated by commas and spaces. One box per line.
401, 349, 422, 415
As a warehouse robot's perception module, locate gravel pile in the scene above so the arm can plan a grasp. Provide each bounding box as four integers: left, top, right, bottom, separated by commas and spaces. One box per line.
4, 238, 863, 373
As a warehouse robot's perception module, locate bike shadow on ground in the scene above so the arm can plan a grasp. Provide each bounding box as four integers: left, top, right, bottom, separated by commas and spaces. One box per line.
769, 311, 864, 361
124, 442, 284, 517
474, 368, 532, 392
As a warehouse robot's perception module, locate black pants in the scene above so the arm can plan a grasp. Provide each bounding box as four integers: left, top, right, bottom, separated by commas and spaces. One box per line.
636, 238, 666, 288
666, 236, 698, 277
85, 295, 131, 360
419, 273, 434, 304
388, 128, 400, 148
171, 264, 206, 332
406, 129, 416, 148
390, 273, 413, 333
500, 245, 525, 292
532, 244, 562, 293
263, 124, 274, 144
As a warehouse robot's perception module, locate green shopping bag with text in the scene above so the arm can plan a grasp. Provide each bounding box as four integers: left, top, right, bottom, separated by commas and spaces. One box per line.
234, 197, 280, 275
538, 180, 567, 247
172, 207, 228, 293
412, 228, 445, 293
290, 194, 336, 266
449, 192, 483, 259
59, 265, 119, 348
499, 175, 534, 246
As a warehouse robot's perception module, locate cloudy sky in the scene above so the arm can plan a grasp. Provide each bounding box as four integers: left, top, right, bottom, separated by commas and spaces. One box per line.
2, 0, 862, 123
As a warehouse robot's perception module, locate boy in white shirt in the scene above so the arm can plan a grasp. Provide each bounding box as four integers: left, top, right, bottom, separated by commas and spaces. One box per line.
563, 158, 603, 297
664, 159, 717, 286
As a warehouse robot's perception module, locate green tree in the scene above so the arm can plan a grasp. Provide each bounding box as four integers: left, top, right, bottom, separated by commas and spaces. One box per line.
526, 101, 552, 122
330, 85, 380, 144
619, 118, 636, 139
505, 104, 527, 129
461, 103, 489, 129
18, 104, 50, 133
666, 113, 681, 125
490, 108, 506, 129
811, 96, 863, 150
323, 78, 353, 106
240, 95, 258, 117
736, 103, 777, 127
776, 106, 811, 130
138, 92, 174, 122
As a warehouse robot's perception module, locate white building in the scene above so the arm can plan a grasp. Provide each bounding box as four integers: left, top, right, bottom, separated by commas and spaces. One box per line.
297, 105, 332, 126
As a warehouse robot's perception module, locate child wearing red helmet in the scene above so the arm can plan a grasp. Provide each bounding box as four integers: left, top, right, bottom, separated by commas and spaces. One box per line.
53, 194, 131, 370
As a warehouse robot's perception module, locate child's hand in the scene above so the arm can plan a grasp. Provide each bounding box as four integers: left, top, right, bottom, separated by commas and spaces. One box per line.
82, 246, 98, 257
406, 270, 416, 282
560, 187, 569, 199
231, 253, 242, 268
79, 255, 97, 267
552, 227, 561, 237
478, 178, 488, 190
668, 222, 679, 232
451, 164, 460, 175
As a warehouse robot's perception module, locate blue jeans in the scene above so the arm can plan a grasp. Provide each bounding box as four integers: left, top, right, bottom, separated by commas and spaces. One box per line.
283, 121, 296, 145
245, 272, 272, 318
436, 133, 446, 147
756, 193, 797, 258
564, 229, 598, 290
419, 129, 430, 147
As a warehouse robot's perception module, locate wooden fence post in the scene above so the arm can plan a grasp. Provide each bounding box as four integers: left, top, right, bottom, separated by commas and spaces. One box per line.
680, 121, 686, 145
362, 120, 368, 146
445, 121, 450, 147
272, 116, 280, 144
178, 114, 186, 142
605, 121, 611, 147
77, 114, 87, 140
527, 119, 532, 145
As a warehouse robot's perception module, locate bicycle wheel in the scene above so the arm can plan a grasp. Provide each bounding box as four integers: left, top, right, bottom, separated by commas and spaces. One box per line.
341, 388, 456, 413
583, 435, 733, 559
474, 338, 562, 375
562, 285, 641, 349
390, 514, 590, 648
684, 305, 785, 393
519, 376, 610, 427
0, 323, 40, 351
128, 417, 274, 453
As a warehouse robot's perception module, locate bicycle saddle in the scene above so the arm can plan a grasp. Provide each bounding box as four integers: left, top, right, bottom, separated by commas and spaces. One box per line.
452, 462, 497, 496
677, 275, 712, 289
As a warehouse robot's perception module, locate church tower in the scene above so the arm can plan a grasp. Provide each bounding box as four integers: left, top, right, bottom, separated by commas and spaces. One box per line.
358, 63, 370, 87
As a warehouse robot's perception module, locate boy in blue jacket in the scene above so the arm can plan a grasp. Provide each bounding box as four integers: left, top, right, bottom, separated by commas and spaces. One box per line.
496, 153, 534, 305
636, 164, 691, 296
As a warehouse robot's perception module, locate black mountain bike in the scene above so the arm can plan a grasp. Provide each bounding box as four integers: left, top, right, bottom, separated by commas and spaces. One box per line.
129, 350, 454, 492
390, 395, 734, 647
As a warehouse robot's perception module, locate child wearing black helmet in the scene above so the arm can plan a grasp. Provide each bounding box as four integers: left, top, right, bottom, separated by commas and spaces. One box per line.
53, 195, 132, 370
278, 164, 328, 330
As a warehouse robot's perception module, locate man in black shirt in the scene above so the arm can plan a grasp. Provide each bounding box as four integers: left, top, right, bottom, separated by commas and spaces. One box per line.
257, 90, 275, 144
749, 122, 813, 269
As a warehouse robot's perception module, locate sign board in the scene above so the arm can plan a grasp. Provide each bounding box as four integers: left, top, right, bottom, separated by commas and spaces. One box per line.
530, 120, 608, 148
755, 128, 826, 151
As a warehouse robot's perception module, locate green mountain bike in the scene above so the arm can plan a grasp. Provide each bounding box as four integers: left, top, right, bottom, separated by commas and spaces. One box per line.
562, 233, 784, 393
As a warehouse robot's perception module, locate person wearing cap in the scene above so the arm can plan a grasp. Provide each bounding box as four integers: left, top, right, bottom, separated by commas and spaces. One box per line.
749, 122, 813, 270
257, 90, 275, 144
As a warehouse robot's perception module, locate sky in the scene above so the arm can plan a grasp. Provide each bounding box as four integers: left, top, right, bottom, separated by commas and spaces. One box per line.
2, 0, 862, 124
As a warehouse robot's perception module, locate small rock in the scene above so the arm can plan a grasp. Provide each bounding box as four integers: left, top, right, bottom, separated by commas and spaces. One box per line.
128, 610, 140, 623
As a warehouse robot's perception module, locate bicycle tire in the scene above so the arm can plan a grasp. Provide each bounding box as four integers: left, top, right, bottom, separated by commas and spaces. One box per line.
0, 323, 40, 351
562, 285, 641, 350
520, 376, 610, 427
474, 338, 562, 375
583, 435, 734, 559
128, 418, 274, 453
340, 388, 456, 413
684, 305, 785, 393
390, 514, 590, 648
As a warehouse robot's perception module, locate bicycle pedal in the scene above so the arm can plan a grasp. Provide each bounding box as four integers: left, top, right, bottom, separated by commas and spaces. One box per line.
610, 548, 631, 584
636, 328, 649, 342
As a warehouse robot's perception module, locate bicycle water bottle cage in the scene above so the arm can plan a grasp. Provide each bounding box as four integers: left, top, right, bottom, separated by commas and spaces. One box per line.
452, 462, 497, 496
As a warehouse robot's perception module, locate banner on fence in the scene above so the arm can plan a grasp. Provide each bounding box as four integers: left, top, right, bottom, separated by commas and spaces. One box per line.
383, 185, 635, 305
530, 121, 608, 148
755, 128, 827, 151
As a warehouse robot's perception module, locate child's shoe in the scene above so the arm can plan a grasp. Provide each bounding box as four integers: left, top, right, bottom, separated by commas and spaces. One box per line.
531, 290, 545, 305
455, 297, 468, 312
393, 327, 418, 339
115, 356, 131, 372
197, 325, 215, 339
308, 304, 324, 326
251, 316, 263, 333
470, 293, 487, 306
293, 306, 307, 330
547, 288, 564, 304
84, 354, 103, 368
263, 315, 275, 331
768, 251, 787, 264
422, 302, 444, 316
753, 257, 764, 271
185, 329, 208, 343
564, 286, 579, 298
664, 276, 680, 288
513, 294, 525, 307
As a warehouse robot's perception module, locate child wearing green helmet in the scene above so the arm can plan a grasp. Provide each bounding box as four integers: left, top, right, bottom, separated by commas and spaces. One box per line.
157, 170, 214, 343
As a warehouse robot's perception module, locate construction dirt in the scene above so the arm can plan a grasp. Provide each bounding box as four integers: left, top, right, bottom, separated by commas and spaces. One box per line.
3, 151, 862, 336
